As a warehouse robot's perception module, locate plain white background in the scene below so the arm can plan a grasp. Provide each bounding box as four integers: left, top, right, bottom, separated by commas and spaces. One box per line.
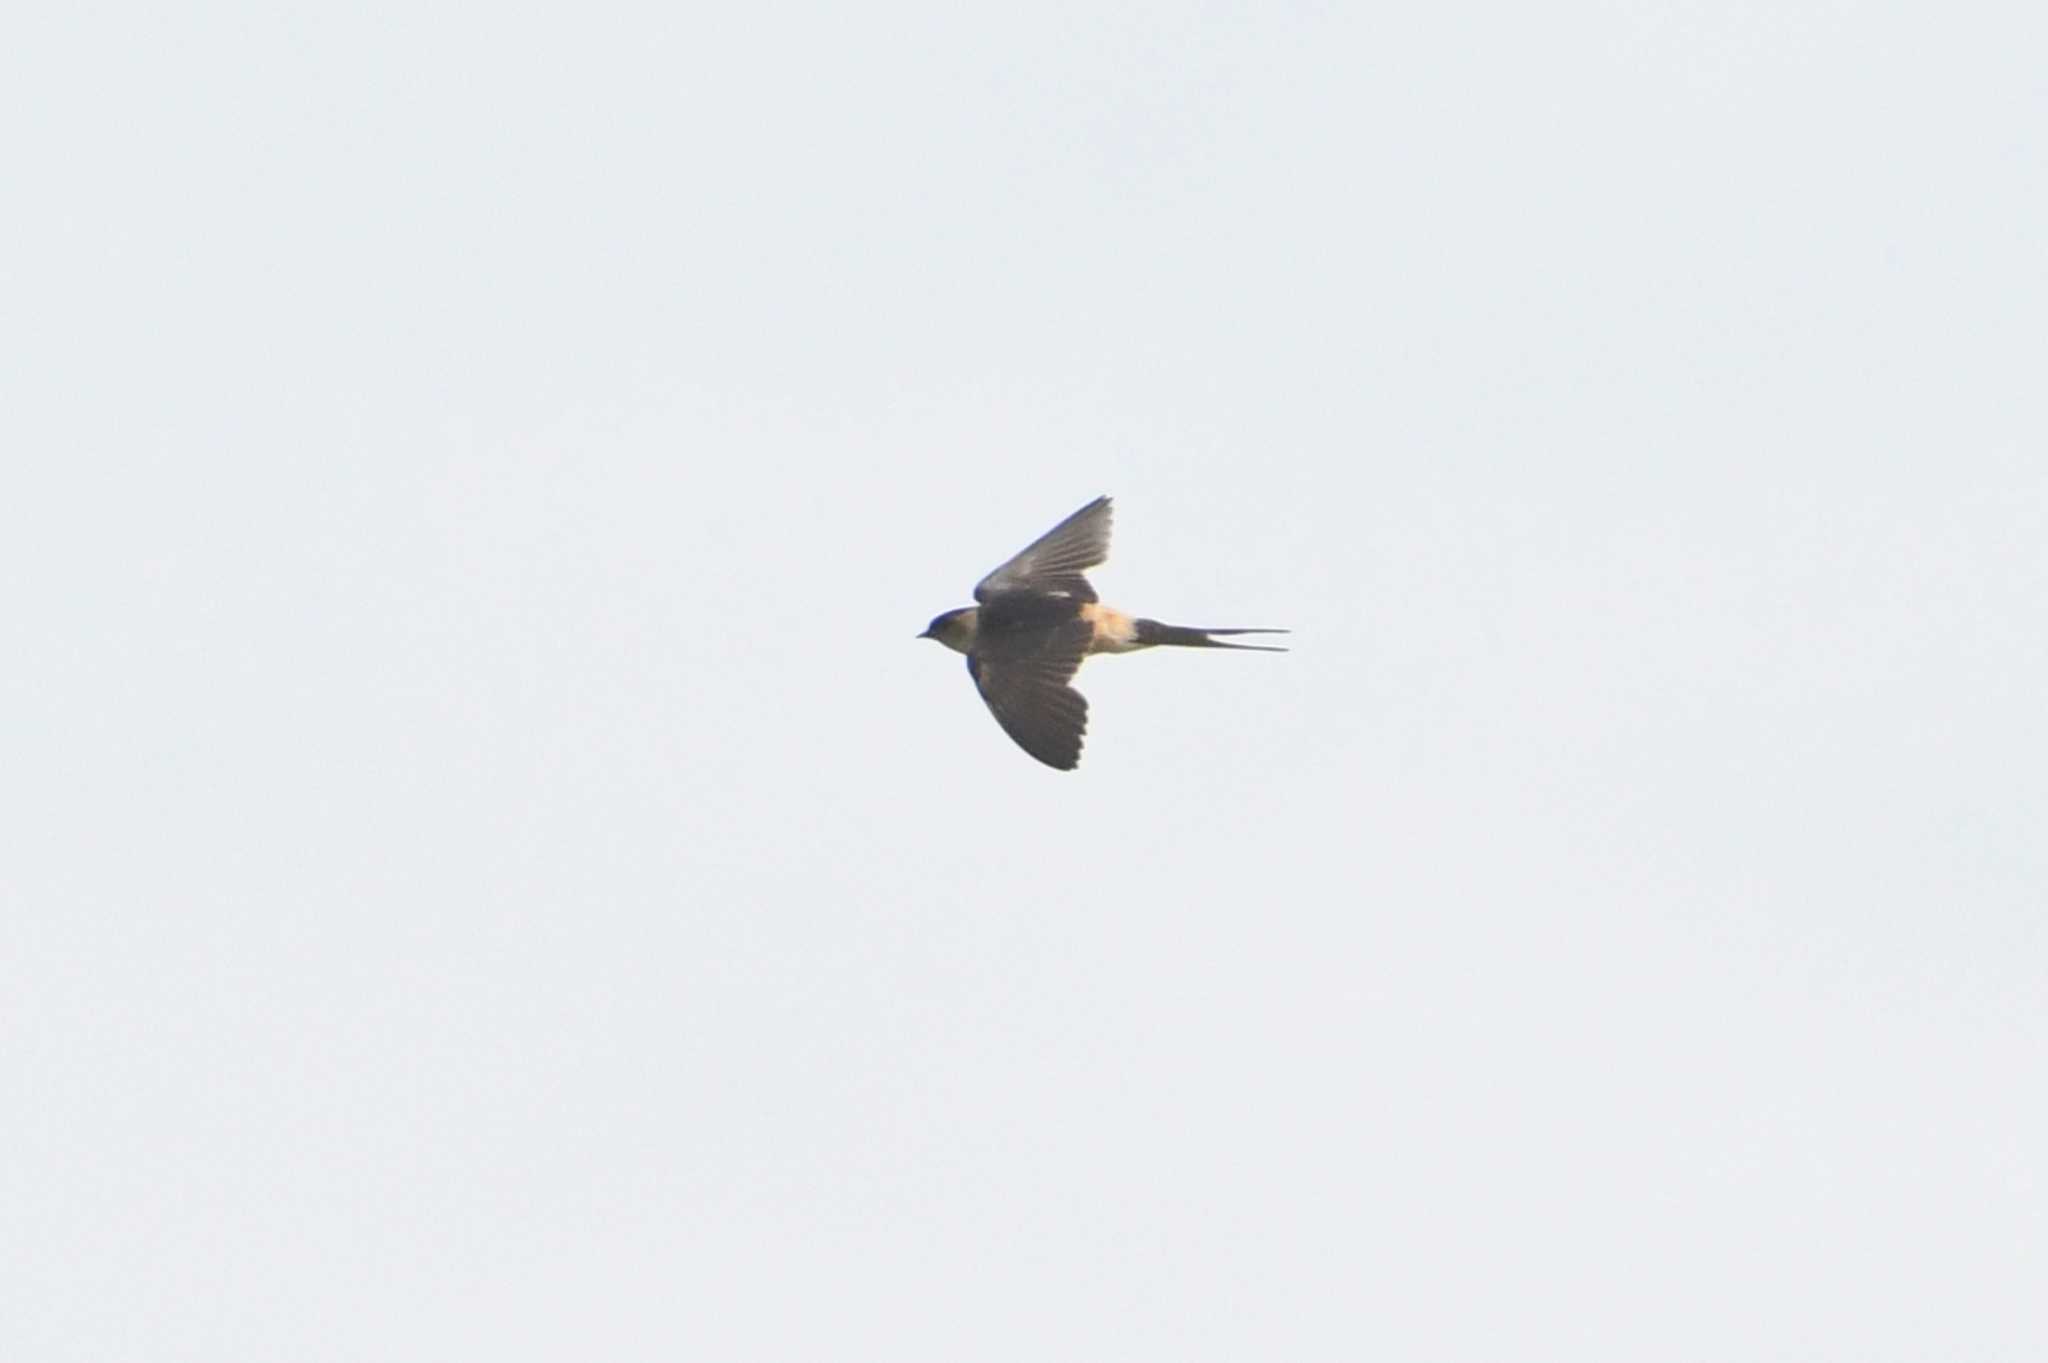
6, 3, 2043, 1358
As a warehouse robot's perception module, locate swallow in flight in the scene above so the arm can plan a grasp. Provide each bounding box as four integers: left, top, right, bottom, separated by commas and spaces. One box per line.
918, 495, 1287, 770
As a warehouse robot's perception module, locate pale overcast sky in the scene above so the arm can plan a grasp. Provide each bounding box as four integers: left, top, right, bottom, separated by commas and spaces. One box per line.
6, 3, 2044, 1359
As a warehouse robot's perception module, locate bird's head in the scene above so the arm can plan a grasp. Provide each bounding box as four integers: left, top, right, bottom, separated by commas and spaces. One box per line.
917, 607, 979, 654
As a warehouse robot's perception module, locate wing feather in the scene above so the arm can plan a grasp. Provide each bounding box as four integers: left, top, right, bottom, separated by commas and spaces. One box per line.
973, 496, 1113, 603
966, 632, 1091, 771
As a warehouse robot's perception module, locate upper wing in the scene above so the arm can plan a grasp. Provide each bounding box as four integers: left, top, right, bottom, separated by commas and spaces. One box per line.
974, 496, 1113, 603
966, 627, 1092, 771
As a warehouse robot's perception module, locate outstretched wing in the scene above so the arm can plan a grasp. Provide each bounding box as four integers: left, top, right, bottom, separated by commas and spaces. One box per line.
974, 496, 1113, 604
965, 624, 1092, 771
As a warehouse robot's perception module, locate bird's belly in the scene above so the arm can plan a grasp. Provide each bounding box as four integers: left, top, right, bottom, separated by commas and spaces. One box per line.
1080, 603, 1145, 654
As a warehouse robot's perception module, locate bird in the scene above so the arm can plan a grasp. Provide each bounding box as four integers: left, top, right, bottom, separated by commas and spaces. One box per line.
918, 495, 1286, 770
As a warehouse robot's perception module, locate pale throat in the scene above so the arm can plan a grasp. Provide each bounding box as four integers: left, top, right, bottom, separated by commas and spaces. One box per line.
937, 609, 980, 653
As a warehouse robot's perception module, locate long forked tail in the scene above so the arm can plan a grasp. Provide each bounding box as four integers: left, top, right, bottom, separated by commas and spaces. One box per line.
1135, 619, 1290, 652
